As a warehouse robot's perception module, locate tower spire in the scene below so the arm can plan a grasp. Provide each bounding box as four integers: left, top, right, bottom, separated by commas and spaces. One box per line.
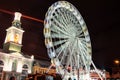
14, 12, 22, 21
12, 12, 22, 28
3, 12, 24, 53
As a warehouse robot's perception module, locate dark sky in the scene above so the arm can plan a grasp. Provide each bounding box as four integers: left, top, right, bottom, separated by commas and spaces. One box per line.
0, 0, 120, 71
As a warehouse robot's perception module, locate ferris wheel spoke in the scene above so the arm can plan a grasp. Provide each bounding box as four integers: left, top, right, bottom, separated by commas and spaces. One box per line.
53, 39, 67, 46
78, 40, 87, 59
72, 53, 78, 68
75, 43, 84, 67
76, 53, 83, 68
56, 9, 79, 36
57, 8, 69, 26
81, 42, 88, 52
69, 15, 76, 23
52, 14, 65, 28
78, 38, 86, 45
65, 12, 72, 24
61, 9, 71, 25
70, 38, 77, 55
70, 58, 73, 70
63, 11, 79, 34
50, 27, 65, 36
78, 43, 88, 70
52, 16, 70, 35
67, 31, 75, 38
80, 49, 90, 70
79, 33, 85, 38
56, 42, 68, 58
64, 8, 76, 25
51, 24, 71, 36
55, 41, 70, 57
66, 56, 71, 68
65, 39, 77, 69
51, 32, 70, 39
51, 25, 76, 39
81, 44, 91, 60
55, 9, 68, 27
53, 12, 68, 31
70, 52, 76, 70
73, 40, 82, 68
78, 40, 90, 64
54, 11, 68, 30
77, 29, 84, 37
79, 41, 87, 55
59, 48, 68, 65
51, 23, 70, 36
72, 55, 76, 68
71, 55, 76, 69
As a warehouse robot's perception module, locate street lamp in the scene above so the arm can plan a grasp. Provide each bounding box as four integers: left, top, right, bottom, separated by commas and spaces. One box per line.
114, 60, 120, 67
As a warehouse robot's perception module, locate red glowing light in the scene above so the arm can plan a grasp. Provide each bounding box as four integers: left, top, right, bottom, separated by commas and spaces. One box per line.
0, 9, 44, 23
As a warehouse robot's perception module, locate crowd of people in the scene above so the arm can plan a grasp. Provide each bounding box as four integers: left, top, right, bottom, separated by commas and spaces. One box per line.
27, 73, 62, 80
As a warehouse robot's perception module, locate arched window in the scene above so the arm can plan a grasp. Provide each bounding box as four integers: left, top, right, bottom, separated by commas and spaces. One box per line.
12, 60, 17, 72
0, 60, 4, 65
22, 64, 28, 76
9, 76, 15, 80
0, 60, 4, 72
21, 64, 28, 80
68, 77, 72, 80
0, 60, 4, 78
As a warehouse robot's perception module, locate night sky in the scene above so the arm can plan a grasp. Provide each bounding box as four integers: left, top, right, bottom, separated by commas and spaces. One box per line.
0, 0, 120, 72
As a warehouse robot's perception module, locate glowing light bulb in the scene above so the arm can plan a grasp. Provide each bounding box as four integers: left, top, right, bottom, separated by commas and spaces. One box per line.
114, 60, 119, 64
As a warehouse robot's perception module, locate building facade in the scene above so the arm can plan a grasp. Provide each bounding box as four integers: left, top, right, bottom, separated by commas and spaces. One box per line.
0, 12, 34, 80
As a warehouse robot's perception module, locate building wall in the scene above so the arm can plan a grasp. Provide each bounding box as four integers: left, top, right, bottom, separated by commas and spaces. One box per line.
0, 51, 33, 80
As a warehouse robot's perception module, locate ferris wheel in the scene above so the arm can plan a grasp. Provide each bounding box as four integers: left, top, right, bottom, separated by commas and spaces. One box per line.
44, 1, 93, 79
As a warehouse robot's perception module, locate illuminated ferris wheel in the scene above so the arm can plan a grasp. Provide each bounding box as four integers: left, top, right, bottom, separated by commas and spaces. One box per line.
43, 1, 101, 79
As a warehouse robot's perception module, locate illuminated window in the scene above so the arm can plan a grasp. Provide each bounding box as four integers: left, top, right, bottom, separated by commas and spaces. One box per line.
14, 34, 19, 43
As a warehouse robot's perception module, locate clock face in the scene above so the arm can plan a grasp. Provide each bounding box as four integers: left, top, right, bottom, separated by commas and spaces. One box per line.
16, 23, 20, 27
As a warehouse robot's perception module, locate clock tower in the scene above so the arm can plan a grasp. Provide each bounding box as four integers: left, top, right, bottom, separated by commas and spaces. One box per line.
3, 12, 24, 53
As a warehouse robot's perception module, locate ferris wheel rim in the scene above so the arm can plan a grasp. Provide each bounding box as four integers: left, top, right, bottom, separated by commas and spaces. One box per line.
44, 1, 92, 76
